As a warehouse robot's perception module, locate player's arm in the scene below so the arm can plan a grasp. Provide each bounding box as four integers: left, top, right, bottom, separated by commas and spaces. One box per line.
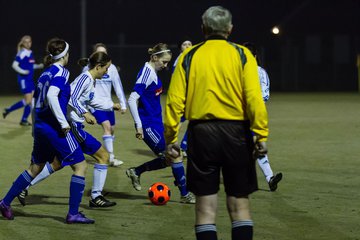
164, 53, 187, 145
128, 91, 143, 139
33, 63, 44, 70
259, 67, 270, 102
47, 85, 70, 132
12, 60, 29, 75
112, 68, 127, 112
69, 77, 91, 117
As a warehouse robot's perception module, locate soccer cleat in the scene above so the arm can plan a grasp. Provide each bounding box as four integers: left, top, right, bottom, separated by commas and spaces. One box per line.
66, 212, 95, 224
109, 158, 124, 167
2, 109, 9, 119
17, 189, 28, 206
0, 200, 14, 220
19, 121, 32, 126
126, 168, 141, 191
89, 195, 116, 208
180, 192, 196, 204
268, 172, 283, 192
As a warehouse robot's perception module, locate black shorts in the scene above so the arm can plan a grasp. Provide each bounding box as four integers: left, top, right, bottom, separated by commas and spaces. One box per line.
186, 120, 258, 197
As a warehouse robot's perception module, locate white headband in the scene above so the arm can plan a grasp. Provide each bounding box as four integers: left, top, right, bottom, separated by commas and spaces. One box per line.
152, 49, 171, 55
51, 42, 69, 60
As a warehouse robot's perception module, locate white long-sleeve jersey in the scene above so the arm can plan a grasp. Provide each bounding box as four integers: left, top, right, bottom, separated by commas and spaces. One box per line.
258, 66, 270, 102
68, 71, 109, 123
84, 64, 127, 112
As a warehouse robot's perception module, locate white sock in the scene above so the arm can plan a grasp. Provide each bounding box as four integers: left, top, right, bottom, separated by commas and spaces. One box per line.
29, 162, 55, 189
103, 134, 114, 160
91, 164, 108, 199
257, 154, 273, 182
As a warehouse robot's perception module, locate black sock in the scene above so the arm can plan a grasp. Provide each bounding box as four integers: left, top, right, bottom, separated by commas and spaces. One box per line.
195, 224, 217, 240
136, 156, 167, 175
232, 220, 253, 240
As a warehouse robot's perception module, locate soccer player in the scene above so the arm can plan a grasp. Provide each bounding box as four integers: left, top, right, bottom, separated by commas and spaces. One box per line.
244, 42, 283, 191
164, 6, 268, 240
3, 35, 44, 126
126, 43, 195, 204
17, 52, 119, 208
84, 43, 127, 167
0, 38, 94, 224
70, 51, 119, 207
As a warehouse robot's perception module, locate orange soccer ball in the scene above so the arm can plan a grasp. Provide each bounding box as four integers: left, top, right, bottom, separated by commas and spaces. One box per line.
148, 182, 171, 205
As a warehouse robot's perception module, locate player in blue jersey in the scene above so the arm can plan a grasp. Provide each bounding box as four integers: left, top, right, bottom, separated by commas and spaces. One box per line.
3, 35, 44, 126
0, 38, 94, 224
244, 42, 283, 191
85, 43, 127, 167
16, 51, 119, 208
126, 43, 195, 204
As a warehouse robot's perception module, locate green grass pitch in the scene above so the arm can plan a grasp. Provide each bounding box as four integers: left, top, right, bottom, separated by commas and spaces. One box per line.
0, 93, 359, 240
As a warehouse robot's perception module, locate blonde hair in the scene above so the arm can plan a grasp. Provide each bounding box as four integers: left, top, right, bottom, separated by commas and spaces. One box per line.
148, 43, 171, 57
17, 35, 31, 52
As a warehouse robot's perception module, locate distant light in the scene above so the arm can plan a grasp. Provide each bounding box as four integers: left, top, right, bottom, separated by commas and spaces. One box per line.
272, 26, 280, 35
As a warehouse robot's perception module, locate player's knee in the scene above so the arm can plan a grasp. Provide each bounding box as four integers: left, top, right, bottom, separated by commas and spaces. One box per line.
51, 160, 62, 171
171, 157, 183, 164
99, 151, 110, 164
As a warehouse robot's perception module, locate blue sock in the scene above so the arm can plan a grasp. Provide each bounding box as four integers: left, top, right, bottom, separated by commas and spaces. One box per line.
232, 220, 253, 240
195, 224, 217, 240
3, 170, 33, 206
135, 156, 167, 176
171, 162, 188, 196
69, 175, 85, 215
21, 105, 31, 122
180, 131, 188, 151
7, 100, 25, 113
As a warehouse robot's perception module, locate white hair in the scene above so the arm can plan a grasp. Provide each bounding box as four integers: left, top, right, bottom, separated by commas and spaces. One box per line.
202, 6, 232, 36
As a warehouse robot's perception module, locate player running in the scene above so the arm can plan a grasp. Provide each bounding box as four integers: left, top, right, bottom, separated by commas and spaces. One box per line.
0, 38, 94, 224
126, 43, 195, 204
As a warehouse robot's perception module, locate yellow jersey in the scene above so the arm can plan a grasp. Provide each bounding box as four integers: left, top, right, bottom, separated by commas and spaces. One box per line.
164, 37, 268, 144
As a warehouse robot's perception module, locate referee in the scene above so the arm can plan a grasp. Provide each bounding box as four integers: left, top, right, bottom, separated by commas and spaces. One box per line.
164, 6, 268, 240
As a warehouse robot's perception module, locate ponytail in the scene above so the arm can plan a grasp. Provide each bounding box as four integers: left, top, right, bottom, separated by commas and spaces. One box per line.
78, 58, 90, 68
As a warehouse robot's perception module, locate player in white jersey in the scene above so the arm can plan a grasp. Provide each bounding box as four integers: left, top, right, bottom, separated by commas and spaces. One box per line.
244, 42, 282, 191
84, 43, 127, 167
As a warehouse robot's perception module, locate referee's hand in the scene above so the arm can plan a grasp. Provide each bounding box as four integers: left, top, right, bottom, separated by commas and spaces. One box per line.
253, 141, 268, 159
165, 144, 182, 163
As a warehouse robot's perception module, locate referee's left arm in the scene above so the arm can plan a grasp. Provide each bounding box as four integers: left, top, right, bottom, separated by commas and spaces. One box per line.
164, 54, 187, 145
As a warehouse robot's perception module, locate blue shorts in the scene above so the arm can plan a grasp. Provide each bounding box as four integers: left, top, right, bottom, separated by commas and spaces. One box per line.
71, 122, 102, 155
18, 77, 35, 94
92, 110, 115, 126
142, 121, 165, 155
31, 122, 85, 167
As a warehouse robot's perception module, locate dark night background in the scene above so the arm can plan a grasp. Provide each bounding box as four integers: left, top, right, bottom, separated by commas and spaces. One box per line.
0, 0, 359, 94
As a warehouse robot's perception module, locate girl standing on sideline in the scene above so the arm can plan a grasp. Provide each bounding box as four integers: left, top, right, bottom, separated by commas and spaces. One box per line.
126, 43, 195, 204
3, 35, 44, 126
84, 43, 127, 167
16, 52, 119, 208
0, 38, 94, 224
